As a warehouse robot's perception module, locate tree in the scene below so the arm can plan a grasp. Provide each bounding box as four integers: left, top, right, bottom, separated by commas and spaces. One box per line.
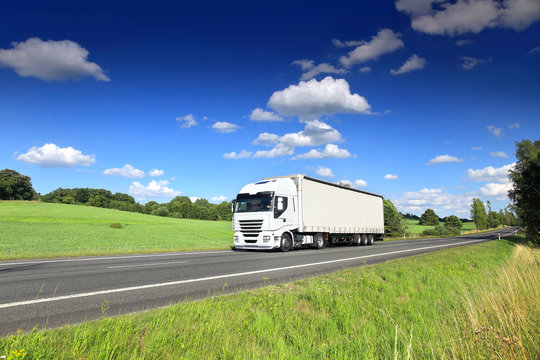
444, 215, 462, 230
508, 139, 540, 244
470, 198, 488, 230
383, 199, 407, 237
419, 208, 439, 226
0, 169, 36, 200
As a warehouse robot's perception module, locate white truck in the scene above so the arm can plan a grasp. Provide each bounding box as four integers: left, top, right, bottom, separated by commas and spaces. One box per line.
232, 174, 385, 251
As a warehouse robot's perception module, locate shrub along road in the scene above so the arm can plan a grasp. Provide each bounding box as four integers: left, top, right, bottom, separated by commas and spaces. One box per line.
0, 227, 518, 336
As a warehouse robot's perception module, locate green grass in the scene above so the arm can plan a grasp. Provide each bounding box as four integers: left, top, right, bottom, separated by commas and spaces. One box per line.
1, 237, 538, 359
0, 201, 233, 260
406, 218, 476, 234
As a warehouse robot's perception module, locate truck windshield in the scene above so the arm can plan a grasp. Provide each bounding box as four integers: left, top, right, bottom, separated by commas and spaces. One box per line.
234, 192, 274, 213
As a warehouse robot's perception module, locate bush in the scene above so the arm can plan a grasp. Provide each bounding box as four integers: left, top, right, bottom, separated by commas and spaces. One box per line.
422, 225, 461, 237
110, 223, 123, 229
152, 206, 169, 217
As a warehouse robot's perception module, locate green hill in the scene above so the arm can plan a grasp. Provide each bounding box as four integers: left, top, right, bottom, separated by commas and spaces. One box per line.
0, 201, 233, 260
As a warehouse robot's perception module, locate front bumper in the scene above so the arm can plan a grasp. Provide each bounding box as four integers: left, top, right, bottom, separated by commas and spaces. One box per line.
233, 231, 281, 250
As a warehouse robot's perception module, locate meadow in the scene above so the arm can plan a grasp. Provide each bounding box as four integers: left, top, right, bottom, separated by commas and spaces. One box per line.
1, 236, 537, 359
405, 218, 477, 235
0, 201, 233, 260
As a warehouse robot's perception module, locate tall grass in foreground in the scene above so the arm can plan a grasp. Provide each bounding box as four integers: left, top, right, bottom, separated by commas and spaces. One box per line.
1, 238, 538, 359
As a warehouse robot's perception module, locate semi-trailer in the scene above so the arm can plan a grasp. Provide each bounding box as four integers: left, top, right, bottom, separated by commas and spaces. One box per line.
232, 174, 385, 251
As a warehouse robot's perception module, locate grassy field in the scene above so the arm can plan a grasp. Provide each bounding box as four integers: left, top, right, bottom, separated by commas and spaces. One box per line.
406, 218, 477, 234
0, 201, 233, 260
1, 236, 538, 359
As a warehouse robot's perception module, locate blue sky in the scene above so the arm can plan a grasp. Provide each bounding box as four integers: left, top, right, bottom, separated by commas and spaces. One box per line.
1, 0, 539, 217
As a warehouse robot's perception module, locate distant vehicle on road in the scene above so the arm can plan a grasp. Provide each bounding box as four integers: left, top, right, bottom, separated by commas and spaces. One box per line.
232, 174, 384, 251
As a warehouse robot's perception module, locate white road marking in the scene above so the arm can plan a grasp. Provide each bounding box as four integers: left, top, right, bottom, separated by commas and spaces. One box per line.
0, 238, 488, 309
107, 261, 188, 269
0, 251, 228, 267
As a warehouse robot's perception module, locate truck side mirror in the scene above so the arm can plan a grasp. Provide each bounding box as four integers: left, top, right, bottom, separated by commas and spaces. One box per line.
231, 200, 236, 213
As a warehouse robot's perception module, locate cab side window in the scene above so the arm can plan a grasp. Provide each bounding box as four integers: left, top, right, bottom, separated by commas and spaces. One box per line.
274, 197, 288, 218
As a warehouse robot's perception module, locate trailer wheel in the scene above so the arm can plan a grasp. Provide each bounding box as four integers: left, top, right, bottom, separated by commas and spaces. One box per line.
279, 233, 292, 252
367, 234, 374, 245
353, 234, 362, 246
361, 234, 368, 246
314, 233, 326, 249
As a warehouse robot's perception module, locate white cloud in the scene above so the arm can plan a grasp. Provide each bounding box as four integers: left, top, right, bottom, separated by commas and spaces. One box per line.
15, 143, 95, 168
129, 180, 180, 200
529, 46, 540, 54
459, 56, 491, 70
509, 122, 520, 129
338, 180, 353, 187
487, 125, 504, 137
467, 163, 515, 183
293, 144, 351, 159
426, 154, 464, 165
292, 59, 347, 80
149, 169, 164, 177
390, 54, 426, 75
480, 182, 512, 200
393, 187, 476, 214
316, 166, 334, 178
385, 174, 399, 180
211, 121, 241, 133
268, 76, 371, 120
490, 151, 509, 158
359, 66, 372, 73
253, 133, 280, 146
471, 146, 483, 151
354, 179, 368, 187
398, 0, 540, 36
189, 196, 201, 203
253, 144, 295, 158
211, 195, 227, 202
223, 150, 252, 159
332, 39, 367, 48
249, 108, 283, 122
176, 114, 198, 128
339, 29, 404, 67
456, 39, 472, 46
0, 37, 109, 81
103, 164, 145, 178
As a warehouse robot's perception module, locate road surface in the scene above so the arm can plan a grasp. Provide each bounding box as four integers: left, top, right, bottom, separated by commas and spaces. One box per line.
0, 227, 518, 335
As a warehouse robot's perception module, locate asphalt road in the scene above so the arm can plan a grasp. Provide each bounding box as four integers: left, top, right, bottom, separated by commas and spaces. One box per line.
0, 227, 518, 336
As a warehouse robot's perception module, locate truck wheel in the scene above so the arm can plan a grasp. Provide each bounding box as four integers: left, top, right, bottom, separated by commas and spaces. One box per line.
361, 234, 368, 246
353, 234, 361, 246
279, 233, 292, 252
315, 233, 326, 249
367, 234, 374, 245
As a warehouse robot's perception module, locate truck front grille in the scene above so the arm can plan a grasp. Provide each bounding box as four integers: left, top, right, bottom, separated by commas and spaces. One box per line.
238, 219, 263, 243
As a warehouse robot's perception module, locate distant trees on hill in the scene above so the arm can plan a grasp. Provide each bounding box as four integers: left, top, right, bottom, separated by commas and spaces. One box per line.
0, 169, 38, 200
41, 188, 233, 221
419, 208, 439, 226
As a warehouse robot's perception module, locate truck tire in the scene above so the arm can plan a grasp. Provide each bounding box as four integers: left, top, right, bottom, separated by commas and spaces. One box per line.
315, 233, 326, 249
367, 234, 374, 245
361, 234, 368, 246
279, 233, 292, 252
353, 234, 362, 246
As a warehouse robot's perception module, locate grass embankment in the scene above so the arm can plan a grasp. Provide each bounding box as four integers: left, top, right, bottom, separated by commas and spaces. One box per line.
0, 201, 233, 260
1, 236, 538, 359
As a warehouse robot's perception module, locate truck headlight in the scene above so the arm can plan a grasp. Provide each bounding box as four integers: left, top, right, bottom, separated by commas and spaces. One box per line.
234, 236, 239, 243
263, 235, 271, 242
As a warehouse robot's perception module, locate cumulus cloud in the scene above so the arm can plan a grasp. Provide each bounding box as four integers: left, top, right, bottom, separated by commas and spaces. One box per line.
359, 66, 372, 73
490, 151, 509, 158
268, 76, 371, 120
456, 39, 472, 46
397, 0, 540, 36
249, 108, 283, 122
211, 195, 227, 202
253, 144, 295, 158
129, 180, 180, 200
253, 133, 280, 146
509, 122, 520, 129
354, 179, 368, 187
292, 59, 347, 80
487, 125, 504, 137
0, 38, 109, 81
332, 39, 367, 48
426, 154, 464, 165
176, 114, 198, 128
293, 144, 351, 159
211, 121, 241, 133
339, 29, 404, 67
103, 164, 145, 178
223, 150, 253, 159
316, 166, 334, 178
467, 163, 514, 183
149, 169, 164, 177
480, 182, 512, 200
15, 143, 95, 168
393, 187, 476, 214
459, 56, 491, 70
529, 46, 540, 54
390, 54, 426, 75
385, 174, 399, 180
